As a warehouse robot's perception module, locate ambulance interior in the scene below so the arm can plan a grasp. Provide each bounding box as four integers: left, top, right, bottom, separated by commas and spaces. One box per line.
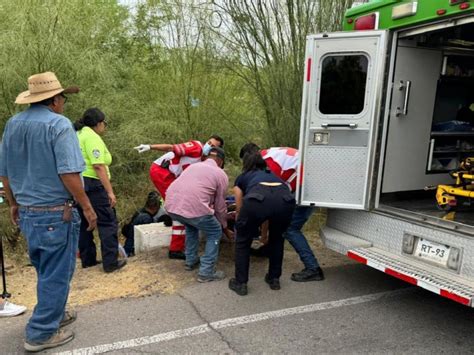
379, 22, 474, 228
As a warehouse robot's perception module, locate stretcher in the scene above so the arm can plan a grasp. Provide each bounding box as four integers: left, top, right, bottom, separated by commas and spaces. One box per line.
436, 158, 474, 211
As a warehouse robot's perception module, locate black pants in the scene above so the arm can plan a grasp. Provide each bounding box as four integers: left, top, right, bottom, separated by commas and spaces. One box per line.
234, 184, 295, 284
78, 177, 119, 269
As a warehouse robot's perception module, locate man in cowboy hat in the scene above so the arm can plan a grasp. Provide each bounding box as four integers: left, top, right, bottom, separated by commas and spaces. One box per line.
0, 72, 97, 352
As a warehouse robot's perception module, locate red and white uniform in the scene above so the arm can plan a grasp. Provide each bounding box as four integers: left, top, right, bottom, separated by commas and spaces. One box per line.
261, 147, 299, 193
149, 140, 203, 252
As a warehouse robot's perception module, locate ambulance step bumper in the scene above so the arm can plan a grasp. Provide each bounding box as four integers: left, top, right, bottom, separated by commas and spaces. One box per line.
320, 225, 372, 255
348, 247, 474, 307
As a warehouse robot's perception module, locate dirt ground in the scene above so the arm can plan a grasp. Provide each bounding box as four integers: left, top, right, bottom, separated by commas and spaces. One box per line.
3, 229, 354, 310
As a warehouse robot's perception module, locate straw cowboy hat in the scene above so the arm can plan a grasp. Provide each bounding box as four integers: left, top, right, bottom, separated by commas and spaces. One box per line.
15, 72, 79, 104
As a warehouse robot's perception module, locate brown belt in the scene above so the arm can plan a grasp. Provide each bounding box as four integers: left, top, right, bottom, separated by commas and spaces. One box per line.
20, 205, 66, 212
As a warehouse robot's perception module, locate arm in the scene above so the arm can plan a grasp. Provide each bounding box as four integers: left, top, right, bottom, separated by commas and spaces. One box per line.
134, 143, 173, 153
60, 173, 97, 231
1, 177, 19, 226
150, 144, 173, 152
260, 220, 269, 245
214, 174, 228, 229
233, 186, 243, 220
92, 164, 116, 208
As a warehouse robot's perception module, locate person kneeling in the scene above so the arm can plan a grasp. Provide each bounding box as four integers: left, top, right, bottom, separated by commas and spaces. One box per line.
122, 191, 171, 257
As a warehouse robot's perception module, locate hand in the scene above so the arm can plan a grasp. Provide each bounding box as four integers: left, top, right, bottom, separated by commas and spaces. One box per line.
224, 227, 234, 241
108, 192, 117, 208
83, 207, 98, 231
134, 144, 151, 153
9, 205, 18, 226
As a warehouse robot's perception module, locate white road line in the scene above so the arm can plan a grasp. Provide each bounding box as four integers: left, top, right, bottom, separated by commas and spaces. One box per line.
56, 288, 413, 355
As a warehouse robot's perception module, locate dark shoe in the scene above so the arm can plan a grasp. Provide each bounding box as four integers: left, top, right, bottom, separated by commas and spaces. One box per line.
184, 261, 199, 271
250, 245, 270, 257
197, 270, 225, 283
229, 278, 248, 296
82, 260, 102, 269
24, 329, 74, 352
104, 260, 127, 273
59, 309, 77, 327
264, 274, 281, 290
291, 267, 325, 282
168, 251, 186, 260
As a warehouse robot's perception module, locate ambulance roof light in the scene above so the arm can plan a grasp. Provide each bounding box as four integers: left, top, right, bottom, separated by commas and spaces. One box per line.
354, 13, 377, 30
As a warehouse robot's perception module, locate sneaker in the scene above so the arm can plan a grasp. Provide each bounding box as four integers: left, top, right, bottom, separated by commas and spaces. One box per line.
24, 329, 74, 352
197, 270, 226, 283
228, 278, 248, 296
0, 301, 27, 317
291, 267, 325, 282
184, 261, 199, 271
60, 309, 77, 327
104, 259, 127, 273
168, 251, 186, 260
264, 274, 281, 290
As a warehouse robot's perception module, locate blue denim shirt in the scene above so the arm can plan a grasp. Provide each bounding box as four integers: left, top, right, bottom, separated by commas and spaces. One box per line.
0, 104, 85, 206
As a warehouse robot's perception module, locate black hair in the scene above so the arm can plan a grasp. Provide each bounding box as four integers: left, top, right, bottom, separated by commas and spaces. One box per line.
145, 191, 161, 210
37, 93, 63, 107
210, 134, 224, 148
74, 107, 105, 131
239, 142, 260, 159
242, 151, 267, 173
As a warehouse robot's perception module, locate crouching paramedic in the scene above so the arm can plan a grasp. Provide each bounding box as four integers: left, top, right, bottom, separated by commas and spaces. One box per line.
134, 135, 224, 259
239, 143, 325, 282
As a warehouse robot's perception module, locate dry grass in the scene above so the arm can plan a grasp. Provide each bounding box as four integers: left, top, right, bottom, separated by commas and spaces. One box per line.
2, 209, 353, 309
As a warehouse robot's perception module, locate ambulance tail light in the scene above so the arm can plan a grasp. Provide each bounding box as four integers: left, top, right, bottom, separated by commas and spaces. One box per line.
449, 0, 468, 5
354, 13, 378, 30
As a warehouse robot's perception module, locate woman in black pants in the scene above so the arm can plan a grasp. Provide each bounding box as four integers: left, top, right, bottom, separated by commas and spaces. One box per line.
75, 108, 126, 273
229, 152, 295, 296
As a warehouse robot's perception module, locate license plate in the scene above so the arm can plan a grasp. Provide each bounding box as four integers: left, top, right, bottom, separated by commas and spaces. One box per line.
414, 238, 450, 267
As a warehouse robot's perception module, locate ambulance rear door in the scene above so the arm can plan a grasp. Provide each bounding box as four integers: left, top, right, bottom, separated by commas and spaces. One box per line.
297, 30, 389, 210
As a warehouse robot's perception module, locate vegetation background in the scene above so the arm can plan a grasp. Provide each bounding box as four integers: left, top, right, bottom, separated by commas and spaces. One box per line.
0, 0, 358, 257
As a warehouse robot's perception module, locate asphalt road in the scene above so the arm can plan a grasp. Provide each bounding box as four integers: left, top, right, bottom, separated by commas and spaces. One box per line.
1, 261, 474, 354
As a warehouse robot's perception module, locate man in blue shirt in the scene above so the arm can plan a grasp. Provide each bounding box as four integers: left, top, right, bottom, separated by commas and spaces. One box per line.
0, 72, 97, 352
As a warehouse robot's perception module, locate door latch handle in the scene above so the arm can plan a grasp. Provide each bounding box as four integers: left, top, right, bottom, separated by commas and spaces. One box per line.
396, 80, 411, 117
321, 123, 358, 128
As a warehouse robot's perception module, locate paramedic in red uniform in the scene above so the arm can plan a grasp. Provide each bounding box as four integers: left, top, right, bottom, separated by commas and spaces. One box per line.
134, 135, 224, 259
239, 143, 324, 282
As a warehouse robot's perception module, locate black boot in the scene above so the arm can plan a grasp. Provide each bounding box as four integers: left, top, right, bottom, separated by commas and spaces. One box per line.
264, 274, 280, 290
229, 278, 248, 296
168, 251, 186, 260
291, 267, 325, 282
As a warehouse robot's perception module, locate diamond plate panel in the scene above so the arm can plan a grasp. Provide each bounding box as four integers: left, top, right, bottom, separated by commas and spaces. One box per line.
302, 146, 368, 206
327, 210, 474, 279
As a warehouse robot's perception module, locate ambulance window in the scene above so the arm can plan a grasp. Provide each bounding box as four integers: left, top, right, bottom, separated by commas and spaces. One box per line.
319, 54, 368, 115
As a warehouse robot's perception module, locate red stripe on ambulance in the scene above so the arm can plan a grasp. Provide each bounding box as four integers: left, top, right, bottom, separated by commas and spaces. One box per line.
347, 250, 472, 307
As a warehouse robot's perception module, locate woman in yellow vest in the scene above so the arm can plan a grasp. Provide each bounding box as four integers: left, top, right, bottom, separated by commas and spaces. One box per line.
74, 108, 126, 273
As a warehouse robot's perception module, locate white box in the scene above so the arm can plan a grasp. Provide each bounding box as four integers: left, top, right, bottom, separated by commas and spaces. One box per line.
134, 222, 172, 253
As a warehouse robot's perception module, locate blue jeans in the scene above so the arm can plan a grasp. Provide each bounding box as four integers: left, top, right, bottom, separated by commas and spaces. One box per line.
19, 208, 80, 342
168, 213, 222, 277
284, 206, 320, 270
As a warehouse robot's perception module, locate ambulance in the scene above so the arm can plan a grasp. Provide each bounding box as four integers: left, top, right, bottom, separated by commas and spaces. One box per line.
297, 0, 474, 306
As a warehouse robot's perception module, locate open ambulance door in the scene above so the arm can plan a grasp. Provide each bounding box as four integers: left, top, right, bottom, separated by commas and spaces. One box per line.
297, 31, 389, 210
